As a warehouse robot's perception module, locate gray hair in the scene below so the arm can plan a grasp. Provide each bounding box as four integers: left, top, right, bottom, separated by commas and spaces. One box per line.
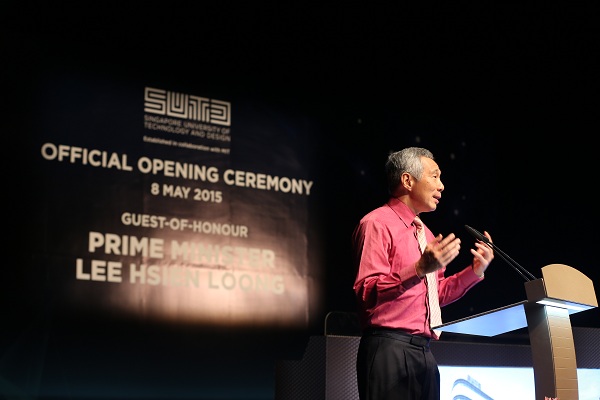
385, 147, 434, 195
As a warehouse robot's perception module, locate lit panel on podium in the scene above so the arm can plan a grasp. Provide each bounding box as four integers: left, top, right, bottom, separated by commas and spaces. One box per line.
435, 301, 528, 337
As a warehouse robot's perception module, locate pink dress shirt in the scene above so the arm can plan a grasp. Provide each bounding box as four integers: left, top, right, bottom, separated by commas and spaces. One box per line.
352, 197, 483, 339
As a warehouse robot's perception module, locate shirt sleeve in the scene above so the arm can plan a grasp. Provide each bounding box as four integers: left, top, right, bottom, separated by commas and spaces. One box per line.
353, 219, 422, 304
437, 265, 484, 307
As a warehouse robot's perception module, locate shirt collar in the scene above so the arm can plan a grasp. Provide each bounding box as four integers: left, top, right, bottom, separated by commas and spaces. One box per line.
386, 197, 417, 228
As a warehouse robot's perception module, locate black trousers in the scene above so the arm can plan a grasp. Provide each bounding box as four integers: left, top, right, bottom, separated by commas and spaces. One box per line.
356, 329, 440, 400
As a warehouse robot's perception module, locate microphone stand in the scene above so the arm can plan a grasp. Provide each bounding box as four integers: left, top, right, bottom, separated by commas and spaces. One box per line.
465, 225, 537, 282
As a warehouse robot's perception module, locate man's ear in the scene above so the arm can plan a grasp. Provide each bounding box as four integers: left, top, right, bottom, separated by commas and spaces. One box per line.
401, 172, 413, 190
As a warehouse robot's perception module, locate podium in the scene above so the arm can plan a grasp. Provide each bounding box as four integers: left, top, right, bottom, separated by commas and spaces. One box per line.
436, 264, 597, 400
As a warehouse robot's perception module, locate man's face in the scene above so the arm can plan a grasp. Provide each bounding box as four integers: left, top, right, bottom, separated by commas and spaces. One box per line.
412, 157, 444, 213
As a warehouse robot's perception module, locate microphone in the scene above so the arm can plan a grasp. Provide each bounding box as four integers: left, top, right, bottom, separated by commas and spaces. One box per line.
465, 225, 537, 282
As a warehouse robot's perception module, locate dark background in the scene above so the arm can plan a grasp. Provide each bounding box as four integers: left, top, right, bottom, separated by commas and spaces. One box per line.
4, 2, 599, 399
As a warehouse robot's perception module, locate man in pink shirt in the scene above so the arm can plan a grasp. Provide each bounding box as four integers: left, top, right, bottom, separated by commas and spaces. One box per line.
353, 147, 494, 400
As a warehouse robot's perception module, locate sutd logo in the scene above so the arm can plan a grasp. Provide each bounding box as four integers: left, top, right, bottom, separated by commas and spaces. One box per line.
144, 87, 231, 126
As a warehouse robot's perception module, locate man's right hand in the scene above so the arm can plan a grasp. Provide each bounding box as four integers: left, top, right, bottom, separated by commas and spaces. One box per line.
415, 233, 461, 277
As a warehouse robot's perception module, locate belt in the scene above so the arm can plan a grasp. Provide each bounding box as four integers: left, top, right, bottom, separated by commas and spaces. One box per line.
365, 328, 431, 347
